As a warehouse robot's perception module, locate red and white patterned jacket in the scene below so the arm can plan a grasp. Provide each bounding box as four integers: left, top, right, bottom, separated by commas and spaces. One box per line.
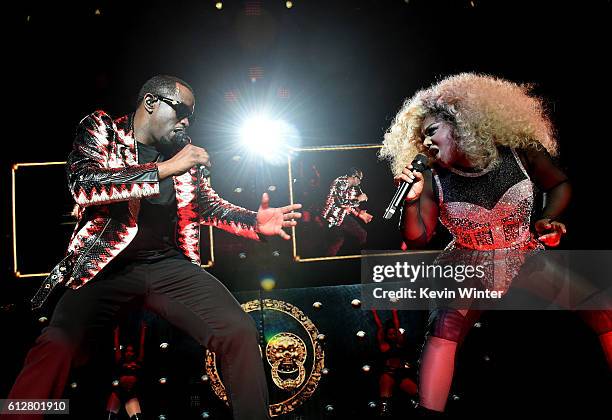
321, 176, 364, 228
32, 111, 259, 309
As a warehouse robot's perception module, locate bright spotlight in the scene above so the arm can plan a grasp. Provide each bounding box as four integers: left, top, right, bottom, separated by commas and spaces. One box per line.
239, 115, 299, 165
240, 116, 283, 152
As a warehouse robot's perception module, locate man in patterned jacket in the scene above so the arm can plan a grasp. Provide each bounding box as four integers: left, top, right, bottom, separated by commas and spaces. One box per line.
6, 75, 301, 420
321, 167, 373, 256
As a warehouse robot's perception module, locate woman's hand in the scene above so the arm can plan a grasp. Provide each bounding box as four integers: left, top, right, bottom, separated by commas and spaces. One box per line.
535, 218, 566, 247
394, 164, 425, 202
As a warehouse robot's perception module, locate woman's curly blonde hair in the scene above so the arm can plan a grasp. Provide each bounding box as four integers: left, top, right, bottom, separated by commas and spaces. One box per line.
379, 73, 558, 175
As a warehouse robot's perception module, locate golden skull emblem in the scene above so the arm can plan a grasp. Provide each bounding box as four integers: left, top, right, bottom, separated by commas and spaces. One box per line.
266, 332, 307, 390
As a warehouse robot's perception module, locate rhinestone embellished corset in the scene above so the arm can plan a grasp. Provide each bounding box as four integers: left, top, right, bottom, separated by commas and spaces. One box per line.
434, 148, 541, 251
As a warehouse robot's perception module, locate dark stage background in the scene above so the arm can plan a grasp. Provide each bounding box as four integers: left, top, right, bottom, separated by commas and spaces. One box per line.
2, 1, 611, 419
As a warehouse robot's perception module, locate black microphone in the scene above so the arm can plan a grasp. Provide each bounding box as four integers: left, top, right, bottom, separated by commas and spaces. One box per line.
173, 131, 210, 178
383, 154, 429, 220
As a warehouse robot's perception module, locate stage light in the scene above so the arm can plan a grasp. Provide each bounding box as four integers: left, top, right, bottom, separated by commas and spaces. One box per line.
272, 250, 280, 257
317, 333, 326, 342
245, 1, 262, 16
351, 299, 361, 308
362, 364, 371, 373
112, 380, 119, 387
238, 252, 247, 259
215, 2, 223, 10
356, 330, 366, 339
277, 87, 290, 99
234, 187, 243, 193
38, 316, 48, 323
286, 1, 293, 9
321, 367, 330, 375
268, 185, 277, 192
94, 9, 101, 16
159, 377, 167, 384
312, 301, 322, 309
201, 374, 209, 382
240, 116, 283, 153
248, 66, 264, 82
70, 382, 78, 389
239, 115, 299, 165
368, 401, 377, 409
159, 342, 169, 350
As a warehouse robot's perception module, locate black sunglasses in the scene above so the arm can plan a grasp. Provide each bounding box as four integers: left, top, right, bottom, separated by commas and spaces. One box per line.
152, 94, 194, 122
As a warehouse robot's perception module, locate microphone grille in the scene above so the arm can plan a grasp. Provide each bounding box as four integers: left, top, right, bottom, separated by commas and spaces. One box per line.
174, 131, 191, 149
412, 153, 429, 171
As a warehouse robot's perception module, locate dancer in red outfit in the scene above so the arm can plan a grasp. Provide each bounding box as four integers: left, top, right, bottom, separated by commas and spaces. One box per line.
371, 309, 418, 416
380, 73, 612, 414
105, 323, 146, 420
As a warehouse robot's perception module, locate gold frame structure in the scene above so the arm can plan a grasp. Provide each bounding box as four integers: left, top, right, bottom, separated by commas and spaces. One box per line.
11, 162, 215, 278
287, 144, 409, 263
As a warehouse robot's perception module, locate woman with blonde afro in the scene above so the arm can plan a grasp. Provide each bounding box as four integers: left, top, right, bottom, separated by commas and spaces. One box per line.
380, 73, 612, 415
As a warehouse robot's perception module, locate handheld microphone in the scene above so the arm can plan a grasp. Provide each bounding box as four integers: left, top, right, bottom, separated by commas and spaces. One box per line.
173, 131, 210, 178
383, 154, 429, 220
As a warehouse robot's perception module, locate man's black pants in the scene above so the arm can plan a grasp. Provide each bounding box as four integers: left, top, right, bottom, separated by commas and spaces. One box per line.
326, 216, 367, 256
6, 255, 270, 420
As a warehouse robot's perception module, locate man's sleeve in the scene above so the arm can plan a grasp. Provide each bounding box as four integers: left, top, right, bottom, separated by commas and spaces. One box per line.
67, 111, 161, 207
332, 178, 360, 207
198, 175, 260, 240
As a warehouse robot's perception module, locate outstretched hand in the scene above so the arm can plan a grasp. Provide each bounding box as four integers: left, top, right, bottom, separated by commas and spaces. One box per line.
256, 193, 302, 240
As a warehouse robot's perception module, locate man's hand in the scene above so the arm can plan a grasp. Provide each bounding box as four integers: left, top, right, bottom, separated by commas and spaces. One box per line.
256, 193, 302, 240
357, 193, 368, 202
535, 218, 566, 247
157, 144, 210, 179
358, 210, 373, 224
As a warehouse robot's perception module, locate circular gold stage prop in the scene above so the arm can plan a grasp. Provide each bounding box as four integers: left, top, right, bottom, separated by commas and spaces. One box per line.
205, 299, 325, 416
